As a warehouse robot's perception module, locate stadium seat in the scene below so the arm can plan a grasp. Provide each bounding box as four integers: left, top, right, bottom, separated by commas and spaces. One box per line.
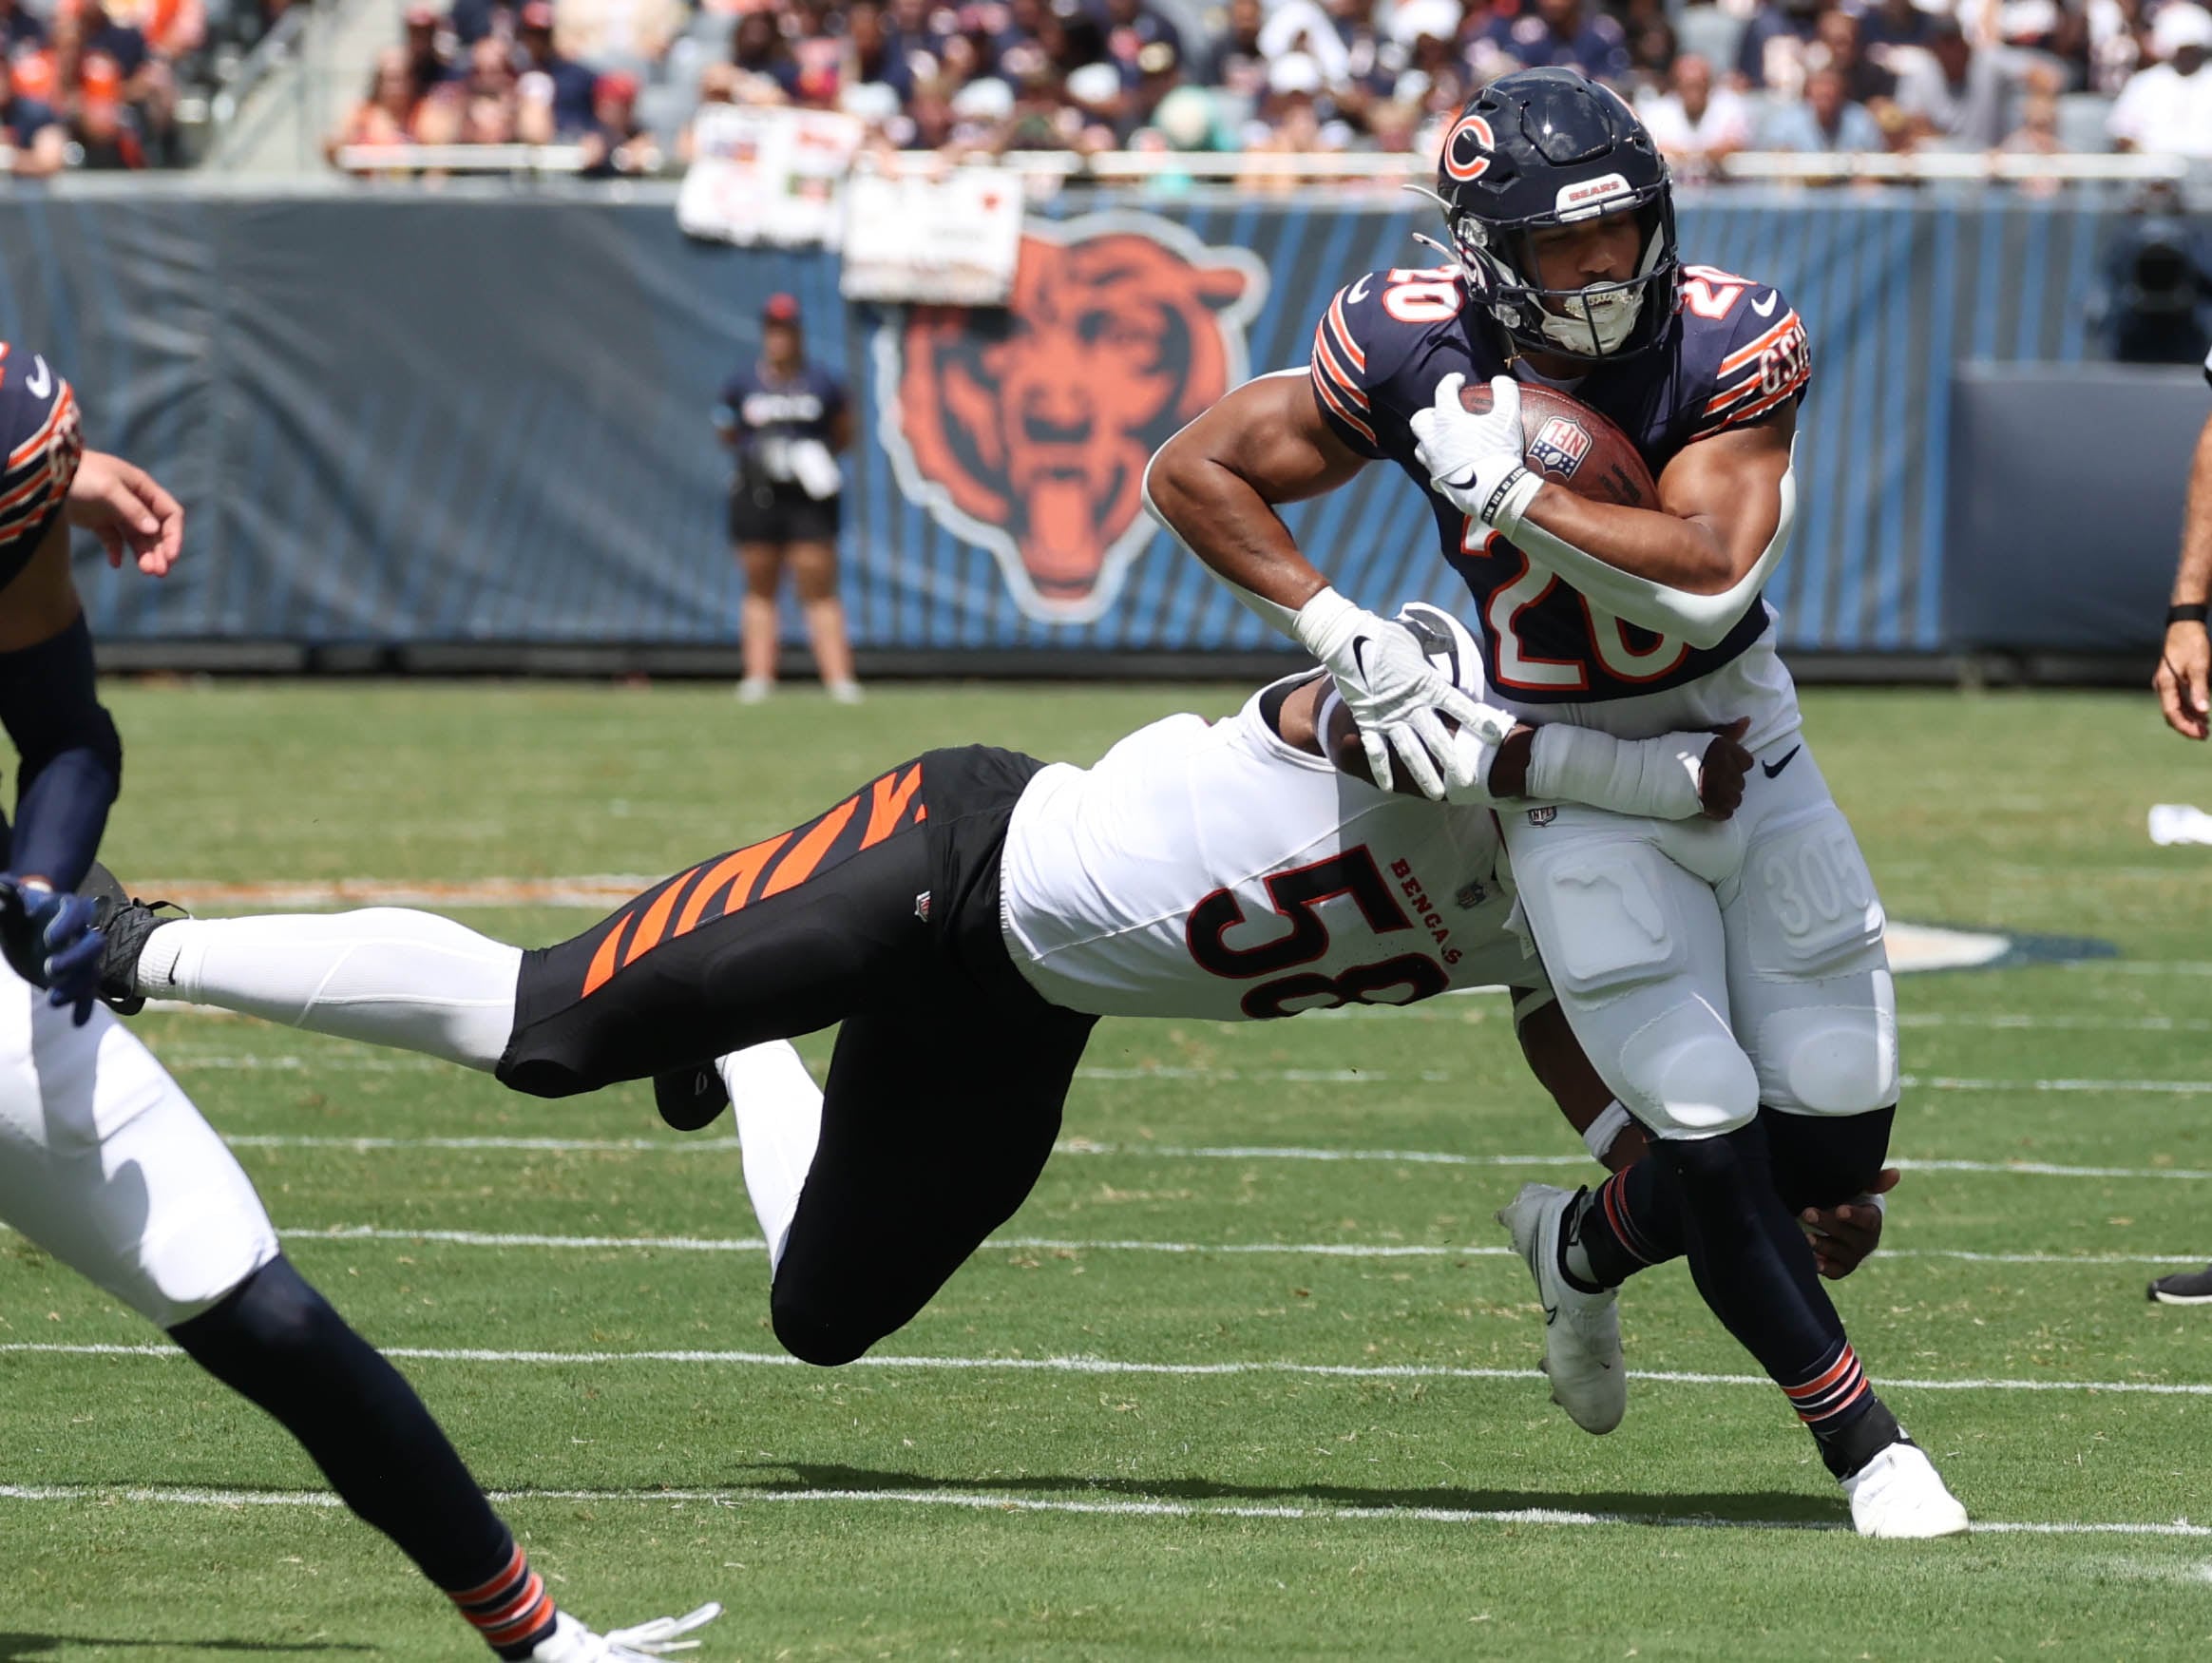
595, 47, 656, 86
2055, 92, 2115, 152
687, 9, 736, 54
660, 34, 709, 98
1674, 5, 1745, 70
639, 81, 693, 148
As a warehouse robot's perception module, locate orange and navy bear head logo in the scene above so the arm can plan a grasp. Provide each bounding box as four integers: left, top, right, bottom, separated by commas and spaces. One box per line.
877, 214, 1268, 623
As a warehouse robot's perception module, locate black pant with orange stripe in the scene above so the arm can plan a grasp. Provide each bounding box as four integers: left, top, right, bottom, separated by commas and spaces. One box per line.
497, 746, 1098, 1366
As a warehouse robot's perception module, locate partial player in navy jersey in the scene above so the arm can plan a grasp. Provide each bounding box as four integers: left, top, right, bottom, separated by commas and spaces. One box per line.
1147, 68, 1962, 1538
0, 347, 717, 1659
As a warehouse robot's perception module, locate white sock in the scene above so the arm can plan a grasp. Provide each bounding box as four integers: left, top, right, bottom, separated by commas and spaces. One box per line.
719, 1041, 823, 1273
140, 909, 524, 1072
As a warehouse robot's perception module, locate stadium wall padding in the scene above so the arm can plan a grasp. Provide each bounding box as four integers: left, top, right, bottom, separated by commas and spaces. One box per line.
1945, 362, 2204, 652
0, 188, 2157, 657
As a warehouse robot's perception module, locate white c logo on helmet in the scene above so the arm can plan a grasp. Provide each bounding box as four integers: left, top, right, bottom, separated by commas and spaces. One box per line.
1442, 114, 1495, 183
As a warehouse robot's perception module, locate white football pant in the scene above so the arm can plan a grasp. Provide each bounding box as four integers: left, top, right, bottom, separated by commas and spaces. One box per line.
1502, 736, 1897, 1141
0, 965, 277, 1328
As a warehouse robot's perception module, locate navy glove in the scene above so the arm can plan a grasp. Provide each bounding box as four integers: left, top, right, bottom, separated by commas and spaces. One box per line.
0, 878, 105, 1026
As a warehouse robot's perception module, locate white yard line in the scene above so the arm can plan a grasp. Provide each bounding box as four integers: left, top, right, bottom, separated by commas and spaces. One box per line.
223, 1133, 745, 1153
1887, 1156, 2212, 1180
1077, 1067, 1452, 1083
199, 1129, 2212, 1182
1902, 1075, 2212, 1095
162, 1054, 445, 1074
138, 877, 659, 910
253, 1225, 2211, 1269
160, 1047, 2212, 1098
0, 1481, 2204, 1539
6, 1340, 2206, 1397
1897, 1013, 2212, 1034
2067, 961, 2212, 975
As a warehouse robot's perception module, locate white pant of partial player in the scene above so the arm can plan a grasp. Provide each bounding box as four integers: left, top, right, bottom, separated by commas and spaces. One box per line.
1502, 736, 1897, 1139
0, 966, 277, 1328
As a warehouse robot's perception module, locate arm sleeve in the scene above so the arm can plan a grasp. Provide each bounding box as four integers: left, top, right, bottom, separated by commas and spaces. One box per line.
1508, 439, 1798, 649
1505, 284, 1805, 647
1306, 277, 1387, 459
0, 614, 123, 892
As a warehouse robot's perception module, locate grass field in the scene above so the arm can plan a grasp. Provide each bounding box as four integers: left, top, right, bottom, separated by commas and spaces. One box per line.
7, 679, 2212, 1661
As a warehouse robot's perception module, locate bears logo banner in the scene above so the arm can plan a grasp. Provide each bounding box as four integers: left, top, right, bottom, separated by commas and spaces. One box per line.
873, 213, 1268, 624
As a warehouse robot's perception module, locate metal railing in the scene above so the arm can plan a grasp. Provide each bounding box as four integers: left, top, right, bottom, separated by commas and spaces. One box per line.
334, 143, 592, 175
328, 141, 2200, 186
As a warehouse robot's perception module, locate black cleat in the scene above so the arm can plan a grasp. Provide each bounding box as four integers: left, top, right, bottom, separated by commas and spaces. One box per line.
82, 861, 186, 1017
654, 1064, 730, 1132
2148, 1264, 2212, 1306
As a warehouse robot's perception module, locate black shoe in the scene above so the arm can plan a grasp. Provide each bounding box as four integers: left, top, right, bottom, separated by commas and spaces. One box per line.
82, 861, 186, 1017
2148, 1264, 2212, 1305
654, 1064, 730, 1132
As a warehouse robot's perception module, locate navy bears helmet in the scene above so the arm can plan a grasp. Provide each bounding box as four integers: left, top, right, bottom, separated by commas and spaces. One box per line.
1434, 67, 1680, 364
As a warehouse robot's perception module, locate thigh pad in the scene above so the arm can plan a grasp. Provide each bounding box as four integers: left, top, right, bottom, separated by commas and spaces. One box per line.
1511, 830, 1693, 1004
1740, 806, 1886, 983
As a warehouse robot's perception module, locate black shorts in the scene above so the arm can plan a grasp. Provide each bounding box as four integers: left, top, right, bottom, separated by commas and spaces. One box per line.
729, 484, 840, 545
498, 747, 1098, 1366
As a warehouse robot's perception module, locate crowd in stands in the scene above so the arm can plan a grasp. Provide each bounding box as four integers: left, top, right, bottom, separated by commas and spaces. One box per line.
0, 0, 296, 170
0, 0, 217, 171
331, 0, 2212, 176
331, 0, 659, 172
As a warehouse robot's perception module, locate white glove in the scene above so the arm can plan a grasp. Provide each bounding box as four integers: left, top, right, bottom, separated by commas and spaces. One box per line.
1409, 373, 1544, 537
1293, 587, 1488, 800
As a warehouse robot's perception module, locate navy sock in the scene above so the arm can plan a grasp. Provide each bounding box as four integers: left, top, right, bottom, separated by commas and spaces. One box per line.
1567, 1161, 1683, 1289
169, 1256, 556, 1654
448, 1532, 561, 1658
1653, 1120, 1891, 1469
1570, 1104, 1898, 1289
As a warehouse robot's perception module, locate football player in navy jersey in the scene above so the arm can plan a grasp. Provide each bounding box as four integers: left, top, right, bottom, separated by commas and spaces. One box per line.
1146, 67, 1965, 1537
0, 347, 717, 1660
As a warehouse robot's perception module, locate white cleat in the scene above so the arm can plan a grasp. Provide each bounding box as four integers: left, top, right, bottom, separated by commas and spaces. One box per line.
1843, 1442, 1970, 1539
523, 1602, 725, 1661
1496, 1182, 1626, 1435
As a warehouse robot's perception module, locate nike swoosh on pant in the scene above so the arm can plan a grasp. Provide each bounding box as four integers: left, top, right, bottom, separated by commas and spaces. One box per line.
1762, 746, 1802, 779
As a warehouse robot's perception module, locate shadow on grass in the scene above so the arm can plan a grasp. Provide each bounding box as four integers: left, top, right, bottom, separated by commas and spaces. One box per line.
608, 1463, 1850, 1530
0, 1639, 372, 1659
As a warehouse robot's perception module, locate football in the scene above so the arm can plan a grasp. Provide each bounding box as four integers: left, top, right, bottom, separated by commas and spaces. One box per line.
1459, 378, 1660, 508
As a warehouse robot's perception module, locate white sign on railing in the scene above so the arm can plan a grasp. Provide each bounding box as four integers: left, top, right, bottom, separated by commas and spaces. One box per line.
838, 163, 1024, 306
677, 105, 864, 247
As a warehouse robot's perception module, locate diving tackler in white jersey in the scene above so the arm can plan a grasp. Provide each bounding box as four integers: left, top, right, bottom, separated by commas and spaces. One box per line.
96, 603, 1743, 1377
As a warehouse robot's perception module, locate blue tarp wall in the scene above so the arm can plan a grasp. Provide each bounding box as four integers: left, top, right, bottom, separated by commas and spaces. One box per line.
0, 187, 2167, 658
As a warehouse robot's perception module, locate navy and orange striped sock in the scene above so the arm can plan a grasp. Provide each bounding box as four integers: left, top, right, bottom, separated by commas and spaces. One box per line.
1567, 1166, 1682, 1290
1785, 1340, 1904, 1479
447, 1537, 559, 1659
